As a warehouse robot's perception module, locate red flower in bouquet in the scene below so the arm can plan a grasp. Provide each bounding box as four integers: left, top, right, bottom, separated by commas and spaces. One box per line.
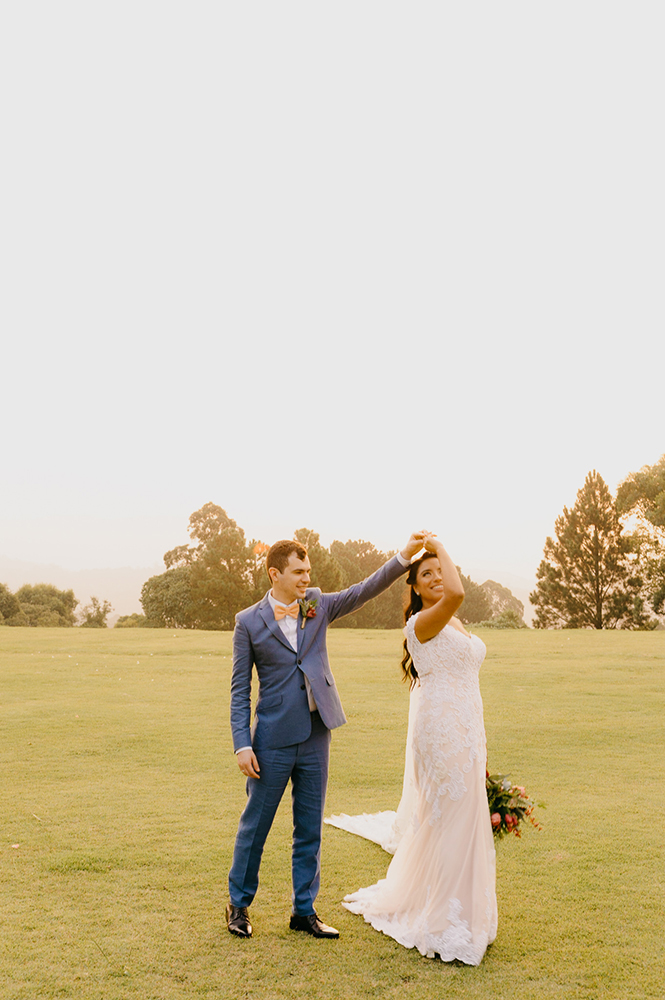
486, 769, 544, 841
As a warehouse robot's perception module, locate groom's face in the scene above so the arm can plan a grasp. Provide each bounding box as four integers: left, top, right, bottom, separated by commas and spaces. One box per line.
270, 553, 312, 604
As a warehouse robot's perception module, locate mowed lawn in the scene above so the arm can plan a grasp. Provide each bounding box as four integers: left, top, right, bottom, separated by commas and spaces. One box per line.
1, 626, 663, 1000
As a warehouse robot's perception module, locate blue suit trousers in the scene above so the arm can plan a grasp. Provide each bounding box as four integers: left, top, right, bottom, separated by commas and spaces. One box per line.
228, 712, 331, 915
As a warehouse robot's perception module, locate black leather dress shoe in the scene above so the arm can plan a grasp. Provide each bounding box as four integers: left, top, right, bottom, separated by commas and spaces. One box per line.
226, 903, 252, 938
289, 912, 339, 938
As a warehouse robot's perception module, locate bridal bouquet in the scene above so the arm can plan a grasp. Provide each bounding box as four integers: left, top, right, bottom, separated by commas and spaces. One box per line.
486, 770, 543, 840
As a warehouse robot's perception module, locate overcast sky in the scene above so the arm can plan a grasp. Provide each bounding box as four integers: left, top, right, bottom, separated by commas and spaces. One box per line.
2, 2, 663, 589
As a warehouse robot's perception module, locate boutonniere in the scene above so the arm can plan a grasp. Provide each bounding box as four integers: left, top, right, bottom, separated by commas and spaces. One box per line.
299, 598, 318, 629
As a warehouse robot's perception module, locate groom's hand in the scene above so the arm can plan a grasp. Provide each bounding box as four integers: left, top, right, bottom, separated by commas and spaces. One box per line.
400, 531, 429, 561
237, 749, 260, 779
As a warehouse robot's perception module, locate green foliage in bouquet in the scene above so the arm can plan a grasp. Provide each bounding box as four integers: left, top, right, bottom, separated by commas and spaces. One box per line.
486, 770, 544, 840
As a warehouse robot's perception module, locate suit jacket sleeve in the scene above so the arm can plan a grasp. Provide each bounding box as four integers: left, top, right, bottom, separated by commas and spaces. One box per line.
230, 616, 254, 751
323, 554, 408, 623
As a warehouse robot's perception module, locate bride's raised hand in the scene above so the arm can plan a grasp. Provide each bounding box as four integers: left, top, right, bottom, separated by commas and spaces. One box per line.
422, 531, 439, 553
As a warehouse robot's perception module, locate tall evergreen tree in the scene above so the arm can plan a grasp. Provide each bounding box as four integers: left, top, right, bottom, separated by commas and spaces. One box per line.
530, 470, 652, 629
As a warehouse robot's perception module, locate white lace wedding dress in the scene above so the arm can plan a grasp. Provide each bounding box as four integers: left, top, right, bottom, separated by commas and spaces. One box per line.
325, 617, 497, 965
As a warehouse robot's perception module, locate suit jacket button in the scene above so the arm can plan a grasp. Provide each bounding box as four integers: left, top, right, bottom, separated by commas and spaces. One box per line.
297, 659, 302, 665
300, 684, 306, 690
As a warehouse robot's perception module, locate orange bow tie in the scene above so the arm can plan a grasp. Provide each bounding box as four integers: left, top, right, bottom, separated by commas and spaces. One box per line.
274, 603, 299, 621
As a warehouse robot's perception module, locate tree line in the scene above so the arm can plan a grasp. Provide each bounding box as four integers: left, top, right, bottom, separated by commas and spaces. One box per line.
0, 585, 112, 628
0, 507, 524, 631
5, 452, 661, 631
530, 456, 665, 629
123, 503, 526, 631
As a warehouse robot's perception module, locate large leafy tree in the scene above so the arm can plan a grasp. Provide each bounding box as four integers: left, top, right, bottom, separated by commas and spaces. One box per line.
329, 539, 403, 628
186, 504, 260, 629
616, 454, 665, 531
11, 584, 78, 627
141, 566, 201, 628
530, 470, 652, 629
0, 583, 21, 624
295, 528, 344, 593
616, 455, 665, 618
631, 530, 665, 618
142, 503, 263, 629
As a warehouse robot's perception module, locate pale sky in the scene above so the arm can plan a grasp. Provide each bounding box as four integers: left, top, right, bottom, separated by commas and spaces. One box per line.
2, 3, 664, 594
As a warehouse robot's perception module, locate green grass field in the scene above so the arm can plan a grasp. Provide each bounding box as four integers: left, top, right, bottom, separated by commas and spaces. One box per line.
1, 626, 663, 1000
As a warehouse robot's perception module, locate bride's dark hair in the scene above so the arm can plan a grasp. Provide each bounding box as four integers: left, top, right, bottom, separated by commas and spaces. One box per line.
401, 553, 437, 689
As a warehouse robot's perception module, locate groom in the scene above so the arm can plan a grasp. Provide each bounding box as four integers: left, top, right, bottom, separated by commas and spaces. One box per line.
226, 533, 422, 939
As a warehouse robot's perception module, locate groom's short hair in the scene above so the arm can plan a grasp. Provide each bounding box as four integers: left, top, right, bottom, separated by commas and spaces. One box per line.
267, 540, 308, 577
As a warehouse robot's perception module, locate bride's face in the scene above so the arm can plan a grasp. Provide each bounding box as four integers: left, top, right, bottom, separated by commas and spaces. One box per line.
414, 557, 444, 608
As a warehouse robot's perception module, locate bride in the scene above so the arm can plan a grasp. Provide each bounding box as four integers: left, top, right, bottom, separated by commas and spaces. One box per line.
326, 534, 497, 965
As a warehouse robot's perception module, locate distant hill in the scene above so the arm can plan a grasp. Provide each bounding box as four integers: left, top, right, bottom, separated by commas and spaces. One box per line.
460, 567, 536, 625
0, 556, 160, 624
484, 572, 536, 624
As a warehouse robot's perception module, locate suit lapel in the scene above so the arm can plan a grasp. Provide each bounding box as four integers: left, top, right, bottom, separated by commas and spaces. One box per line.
296, 604, 305, 654
258, 595, 296, 653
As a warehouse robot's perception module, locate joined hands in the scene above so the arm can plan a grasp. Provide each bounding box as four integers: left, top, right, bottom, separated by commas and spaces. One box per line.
401, 530, 441, 561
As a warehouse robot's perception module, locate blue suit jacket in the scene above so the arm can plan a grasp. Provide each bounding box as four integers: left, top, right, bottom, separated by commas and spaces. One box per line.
230, 555, 407, 751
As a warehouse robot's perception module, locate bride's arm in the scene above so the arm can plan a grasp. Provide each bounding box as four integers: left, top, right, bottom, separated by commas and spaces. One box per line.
414, 538, 465, 642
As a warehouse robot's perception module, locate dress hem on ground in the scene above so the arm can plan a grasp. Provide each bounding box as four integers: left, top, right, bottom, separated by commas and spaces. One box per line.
342, 880, 496, 966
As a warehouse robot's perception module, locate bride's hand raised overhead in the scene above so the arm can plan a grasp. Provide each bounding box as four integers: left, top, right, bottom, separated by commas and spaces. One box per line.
409, 535, 466, 643
422, 532, 439, 554
400, 530, 430, 561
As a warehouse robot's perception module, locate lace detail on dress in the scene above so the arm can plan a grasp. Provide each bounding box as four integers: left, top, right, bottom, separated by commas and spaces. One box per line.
343, 888, 492, 966
406, 618, 487, 822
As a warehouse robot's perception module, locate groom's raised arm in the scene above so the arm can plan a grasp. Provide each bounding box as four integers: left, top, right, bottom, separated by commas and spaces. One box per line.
323, 533, 422, 623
